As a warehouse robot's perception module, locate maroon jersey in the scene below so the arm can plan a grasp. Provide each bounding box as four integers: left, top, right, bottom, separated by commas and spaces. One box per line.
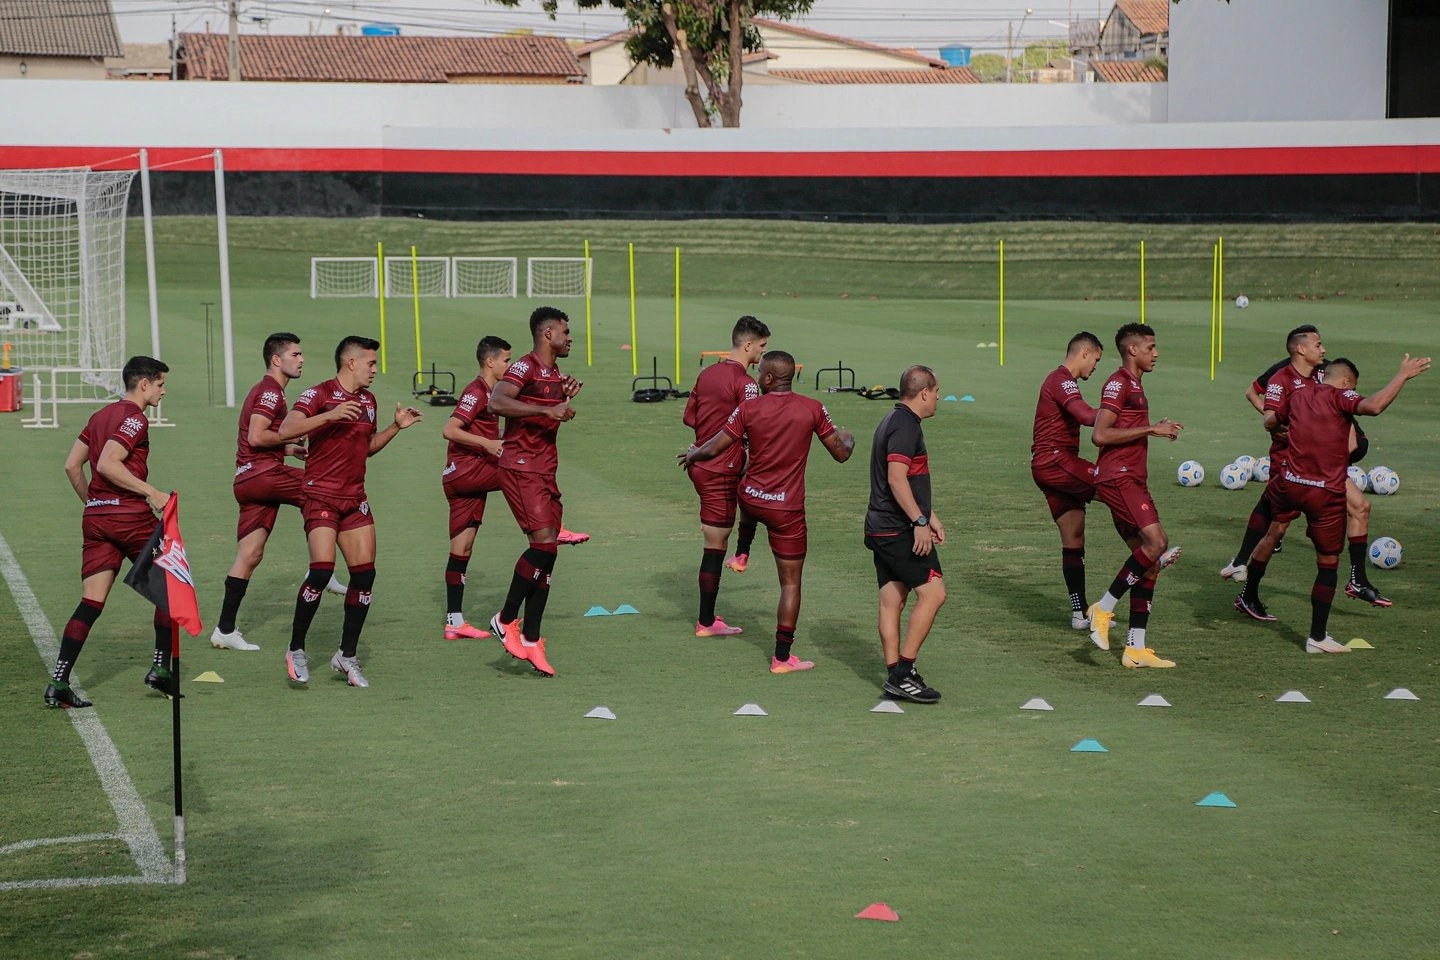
79, 399, 152, 516
1095, 367, 1150, 484
447, 377, 500, 466
235, 376, 288, 484
722, 391, 836, 513
1274, 383, 1364, 493
292, 377, 377, 500
1259, 360, 1320, 464
684, 359, 758, 477
498, 351, 566, 475
1032, 365, 1097, 464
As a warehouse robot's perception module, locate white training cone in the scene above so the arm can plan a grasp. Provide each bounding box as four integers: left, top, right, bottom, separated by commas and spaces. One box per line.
1275, 690, 1311, 703
1137, 694, 1171, 708
1384, 688, 1420, 701
871, 701, 905, 714
734, 703, 768, 716
584, 706, 617, 720
1020, 698, 1054, 711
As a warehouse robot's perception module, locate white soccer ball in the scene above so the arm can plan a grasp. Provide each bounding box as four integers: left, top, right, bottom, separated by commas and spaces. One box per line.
1235, 295, 1250, 309
1348, 465, 1370, 491
1252, 455, 1270, 482
1370, 467, 1400, 496
1233, 454, 1256, 480
1369, 536, 1403, 570
1219, 462, 1249, 490
1177, 460, 1205, 487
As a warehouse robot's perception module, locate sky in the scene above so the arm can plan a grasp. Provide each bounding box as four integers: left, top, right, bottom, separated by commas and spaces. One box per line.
110, 0, 1097, 58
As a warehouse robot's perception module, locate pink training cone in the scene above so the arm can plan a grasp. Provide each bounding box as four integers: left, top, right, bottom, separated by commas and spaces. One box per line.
855, 902, 900, 922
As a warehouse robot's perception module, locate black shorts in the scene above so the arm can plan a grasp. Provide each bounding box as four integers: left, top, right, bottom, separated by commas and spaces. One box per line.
865, 533, 943, 590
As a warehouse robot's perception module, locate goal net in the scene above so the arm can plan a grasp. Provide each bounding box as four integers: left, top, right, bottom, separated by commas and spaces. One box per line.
384, 256, 450, 299
527, 257, 592, 298
451, 257, 518, 298
310, 257, 378, 298
0, 167, 136, 400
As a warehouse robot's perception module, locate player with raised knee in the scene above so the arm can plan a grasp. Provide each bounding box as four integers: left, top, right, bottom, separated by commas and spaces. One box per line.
487, 307, 582, 678
1263, 353, 1429, 653
681, 350, 854, 674
1320, 359, 1390, 606
1086, 323, 1183, 669
1031, 331, 1104, 631
212, 333, 357, 653
681, 314, 768, 637
439, 335, 512, 640
282, 336, 422, 688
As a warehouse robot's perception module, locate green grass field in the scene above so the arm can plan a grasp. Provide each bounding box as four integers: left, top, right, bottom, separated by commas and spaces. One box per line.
2, 218, 1438, 959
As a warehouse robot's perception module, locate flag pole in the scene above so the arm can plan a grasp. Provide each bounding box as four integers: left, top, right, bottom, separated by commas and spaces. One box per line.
170, 618, 185, 884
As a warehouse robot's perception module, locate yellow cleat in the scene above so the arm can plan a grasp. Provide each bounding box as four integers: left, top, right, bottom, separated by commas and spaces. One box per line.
1122, 646, 1176, 669
1086, 603, 1113, 651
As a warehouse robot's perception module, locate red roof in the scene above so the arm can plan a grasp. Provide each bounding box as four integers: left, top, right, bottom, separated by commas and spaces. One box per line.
1092, 60, 1167, 83
179, 33, 583, 83
770, 67, 979, 85
1114, 0, 1170, 37
0, 0, 122, 58
752, 18, 949, 68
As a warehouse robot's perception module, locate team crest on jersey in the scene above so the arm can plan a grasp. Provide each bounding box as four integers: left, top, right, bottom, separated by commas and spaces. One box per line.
1103, 379, 1124, 400
743, 383, 759, 401
299, 388, 318, 404
366, 405, 375, 422
459, 394, 477, 412
260, 390, 282, 410
359, 500, 370, 515
510, 360, 530, 377
1061, 380, 1079, 396
119, 416, 144, 438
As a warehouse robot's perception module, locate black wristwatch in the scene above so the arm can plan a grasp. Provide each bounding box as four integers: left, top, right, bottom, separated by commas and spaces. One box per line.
912, 515, 928, 528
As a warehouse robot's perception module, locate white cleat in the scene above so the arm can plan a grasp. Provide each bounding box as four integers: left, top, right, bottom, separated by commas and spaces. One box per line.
325, 575, 348, 596
210, 627, 259, 651
1219, 562, 1248, 583
1159, 546, 1182, 569
330, 649, 370, 687
1071, 614, 1091, 631
1305, 635, 1349, 654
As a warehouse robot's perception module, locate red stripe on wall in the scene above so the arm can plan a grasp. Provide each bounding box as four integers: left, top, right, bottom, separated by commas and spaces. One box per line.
6, 144, 1440, 177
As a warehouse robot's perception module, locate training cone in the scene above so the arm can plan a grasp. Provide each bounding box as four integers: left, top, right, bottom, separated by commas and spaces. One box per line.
1196, 792, 1237, 808
733, 703, 768, 716
611, 604, 640, 615
584, 706, 617, 720
960, 395, 975, 402
1137, 694, 1171, 707
620, 344, 631, 351
942, 394, 958, 402
1275, 690, 1311, 703
1020, 697, 1054, 711
871, 700, 905, 714
1384, 688, 1420, 701
584, 606, 612, 617
855, 903, 900, 922
1346, 638, 1373, 650
192, 671, 224, 683
1071, 738, 1107, 753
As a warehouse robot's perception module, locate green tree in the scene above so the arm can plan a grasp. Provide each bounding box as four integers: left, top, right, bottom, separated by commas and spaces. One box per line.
488, 1, 814, 128
969, 53, 1006, 83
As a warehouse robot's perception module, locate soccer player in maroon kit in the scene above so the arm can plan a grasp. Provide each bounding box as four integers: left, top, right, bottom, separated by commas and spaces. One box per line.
281, 336, 422, 688
46, 356, 176, 708
487, 307, 583, 678
1085, 323, 1183, 669
1263, 353, 1430, 653
439, 335, 511, 640
1030, 331, 1104, 631
681, 351, 855, 674
681, 315, 769, 637
212, 333, 360, 652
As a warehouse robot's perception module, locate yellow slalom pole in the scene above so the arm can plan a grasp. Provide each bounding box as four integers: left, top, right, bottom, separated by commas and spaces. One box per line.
674, 246, 682, 386
1139, 240, 1146, 324
584, 239, 593, 368
1210, 244, 1218, 381
376, 241, 387, 374
410, 245, 423, 374
1217, 236, 1224, 363
628, 243, 638, 377
998, 240, 1005, 367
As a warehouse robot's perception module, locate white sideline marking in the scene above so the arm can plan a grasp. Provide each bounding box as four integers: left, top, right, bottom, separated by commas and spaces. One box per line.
0, 532, 174, 889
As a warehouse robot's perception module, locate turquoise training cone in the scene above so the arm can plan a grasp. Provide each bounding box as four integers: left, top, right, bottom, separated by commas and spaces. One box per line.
584, 606, 612, 617
1196, 792, 1237, 808
1071, 738, 1108, 753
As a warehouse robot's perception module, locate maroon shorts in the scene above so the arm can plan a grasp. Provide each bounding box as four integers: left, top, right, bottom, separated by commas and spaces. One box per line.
233, 464, 305, 541
302, 492, 374, 535
740, 500, 807, 561
1095, 477, 1160, 541
1265, 476, 1345, 555
81, 510, 156, 580
690, 468, 741, 528
500, 469, 563, 534
443, 459, 503, 539
1032, 454, 1096, 520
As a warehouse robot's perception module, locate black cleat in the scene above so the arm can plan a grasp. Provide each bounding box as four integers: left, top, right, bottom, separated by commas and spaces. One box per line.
882, 670, 942, 704
44, 681, 93, 709
1235, 593, 1278, 622
1345, 582, 1393, 608
144, 667, 185, 699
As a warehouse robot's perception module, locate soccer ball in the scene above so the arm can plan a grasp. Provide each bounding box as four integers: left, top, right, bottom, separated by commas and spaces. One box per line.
1370, 467, 1400, 496
1219, 463, 1249, 490
1348, 465, 1370, 491
1369, 536, 1403, 570
1177, 460, 1205, 486
1233, 454, 1256, 480
1235, 295, 1250, 308
1252, 455, 1270, 482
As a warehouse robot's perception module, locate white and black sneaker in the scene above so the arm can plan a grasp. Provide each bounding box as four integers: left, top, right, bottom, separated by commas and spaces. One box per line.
882, 669, 941, 704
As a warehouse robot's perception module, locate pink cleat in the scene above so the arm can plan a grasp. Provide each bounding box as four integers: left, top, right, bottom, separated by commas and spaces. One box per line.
444, 622, 492, 641
770, 655, 815, 674
504, 635, 555, 677
557, 529, 590, 545
725, 553, 749, 574
695, 617, 744, 637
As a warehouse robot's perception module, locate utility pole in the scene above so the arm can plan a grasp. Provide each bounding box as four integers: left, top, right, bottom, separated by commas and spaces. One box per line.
227, 0, 241, 81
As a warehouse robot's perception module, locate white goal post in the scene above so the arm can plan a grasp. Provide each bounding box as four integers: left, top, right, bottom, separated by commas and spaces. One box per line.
526, 257, 592, 299
451, 257, 518, 298
310, 257, 379, 298
384, 256, 450, 299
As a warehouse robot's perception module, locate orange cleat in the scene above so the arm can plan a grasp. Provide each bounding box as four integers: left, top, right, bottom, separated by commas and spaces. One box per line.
557, 529, 590, 545
770, 655, 815, 674
509, 637, 555, 677
696, 616, 744, 637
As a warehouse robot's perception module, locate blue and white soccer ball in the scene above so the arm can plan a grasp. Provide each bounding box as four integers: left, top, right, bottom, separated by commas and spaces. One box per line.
1252, 455, 1270, 482
1348, 465, 1371, 492
1177, 460, 1205, 487
1233, 454, 1256, 480
1369, 536, 1403, 570
1235, 295, 1250, 309
1370, 466, 1400, 496
1219, 463, 1249, 490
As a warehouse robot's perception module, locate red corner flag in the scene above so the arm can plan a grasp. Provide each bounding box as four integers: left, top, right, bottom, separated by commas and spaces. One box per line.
124, 492, 203, 638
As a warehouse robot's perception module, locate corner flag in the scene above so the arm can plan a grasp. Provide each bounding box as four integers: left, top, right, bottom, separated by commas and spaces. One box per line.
124, 492, 202, 637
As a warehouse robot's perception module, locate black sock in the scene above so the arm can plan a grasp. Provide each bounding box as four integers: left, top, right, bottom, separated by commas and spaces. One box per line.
153, 610, 171, 670
500, 546, 550, 624
445, 554, 469, 618
774, 626, 795, 663
53, 599, 103, 683
291, 564, 333, 652
898, 655, 916, 676
1105, 548, 1151, 603
697, 548, 724, 626
521, 546, 558, 642
217, 575, 249, 634
340, 565, 375, 657
1061, 547, 1086, 614
1347, 539, 1370, 587
735, 519, 756, 557
1232, 495, 1273, 566
1242, 558, 1269, 602
1310, 564, 1338, 640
